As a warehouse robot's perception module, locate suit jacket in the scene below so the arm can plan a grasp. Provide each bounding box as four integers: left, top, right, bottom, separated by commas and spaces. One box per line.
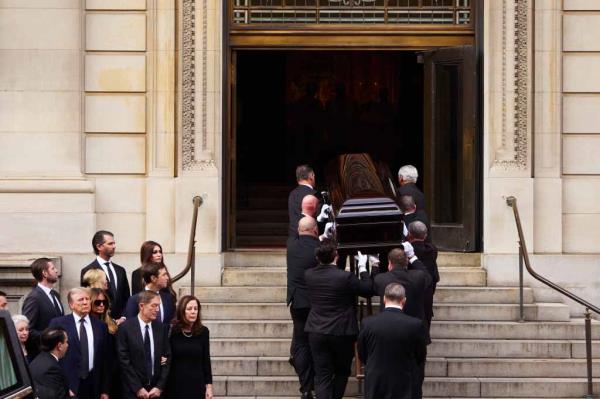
124, 291, 175, 326
81, 259, 131, 318
22, 285, 64, 357
357, 308, 426, 399
131, 267, 144, 295
373, 261, 432, 343
29, 351, 70, 399
411, 241, 439, 287
288, 184, 317, 237
48, 314, 109, 397
402, 210, 432, 243
117, 317, 171, 398
304, 264, 374, 336
397, 183, 425, 213
286, 235, 320, 309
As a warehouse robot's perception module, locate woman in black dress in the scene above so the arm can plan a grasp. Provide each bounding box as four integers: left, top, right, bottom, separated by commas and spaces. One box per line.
167, 295, 213, 399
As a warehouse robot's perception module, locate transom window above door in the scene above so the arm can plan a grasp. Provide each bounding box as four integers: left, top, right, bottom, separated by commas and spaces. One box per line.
231, 0, 471, 26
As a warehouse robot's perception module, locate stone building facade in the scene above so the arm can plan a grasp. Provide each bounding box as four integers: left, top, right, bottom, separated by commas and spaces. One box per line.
0, 0, 599, 314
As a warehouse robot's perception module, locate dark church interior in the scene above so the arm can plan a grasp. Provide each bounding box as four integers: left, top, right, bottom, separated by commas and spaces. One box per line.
234, 50, 425, 246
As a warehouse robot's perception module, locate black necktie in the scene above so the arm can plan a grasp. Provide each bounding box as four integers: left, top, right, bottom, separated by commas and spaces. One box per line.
79, 319, 89, 379
144, 325, 153, 382
50, 291, 63, 316
105, 262, 117, 298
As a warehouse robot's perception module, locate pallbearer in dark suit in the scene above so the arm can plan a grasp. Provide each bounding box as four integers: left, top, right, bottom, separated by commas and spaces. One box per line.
81, 230, 131, 319
287, 216, 321, 398
29, 327, 70, 399
304, 242, 375, 399
358, 283, 426, 399
288, 165, 318, 238
49, 288, 110, 399
373, 244, 432, 398
407, 221, 439, 332
22, 258, 64, 358
399, 195, 431, 243
117, 291, 171, 399
124, 262, 175, 325
397, 164, 426, 213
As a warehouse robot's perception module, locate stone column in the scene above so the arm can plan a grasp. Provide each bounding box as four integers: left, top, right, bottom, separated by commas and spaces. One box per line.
483, 0, 534, 254
175, 0, 223, 285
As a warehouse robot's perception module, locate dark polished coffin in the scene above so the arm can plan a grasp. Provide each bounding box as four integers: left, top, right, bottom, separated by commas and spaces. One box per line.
325, 153, 403, 254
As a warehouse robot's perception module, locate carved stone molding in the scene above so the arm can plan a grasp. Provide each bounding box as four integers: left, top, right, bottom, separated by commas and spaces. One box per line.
181, 0, 216, 171
493, 0, 531, 171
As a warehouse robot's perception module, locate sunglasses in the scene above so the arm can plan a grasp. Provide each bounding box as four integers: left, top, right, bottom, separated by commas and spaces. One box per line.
93, 300, 108, 307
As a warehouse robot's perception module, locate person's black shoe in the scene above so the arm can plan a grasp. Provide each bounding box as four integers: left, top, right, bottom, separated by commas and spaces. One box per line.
288, 356, 294, 367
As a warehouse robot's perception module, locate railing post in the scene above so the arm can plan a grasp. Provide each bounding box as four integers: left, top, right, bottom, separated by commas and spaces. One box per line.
518, 243, 524, 322
585, 308, 594, 398
190, 249, 196, 297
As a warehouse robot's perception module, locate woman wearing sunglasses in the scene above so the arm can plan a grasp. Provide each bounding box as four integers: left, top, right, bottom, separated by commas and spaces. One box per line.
89, 287, 121, 399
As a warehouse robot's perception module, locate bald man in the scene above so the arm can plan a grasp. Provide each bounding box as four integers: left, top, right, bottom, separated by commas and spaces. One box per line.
287, 216, 320, 398
301, 195, 319, 218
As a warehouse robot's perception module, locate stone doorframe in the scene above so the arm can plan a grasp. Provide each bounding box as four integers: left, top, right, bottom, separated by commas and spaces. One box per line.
171, 0, 562, 255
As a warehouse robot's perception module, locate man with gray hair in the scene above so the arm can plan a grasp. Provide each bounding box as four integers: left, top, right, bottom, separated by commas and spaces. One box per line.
358, 282, 426, 399
397, 165, 425, 212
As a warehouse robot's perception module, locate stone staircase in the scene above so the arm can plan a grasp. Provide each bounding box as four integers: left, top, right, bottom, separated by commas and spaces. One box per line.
182, 251, 600, 398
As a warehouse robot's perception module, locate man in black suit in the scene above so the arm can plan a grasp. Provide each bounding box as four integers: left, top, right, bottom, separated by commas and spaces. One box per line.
29, 327, 70, 399
397, 164, 425, 212
49, 288, 110, 399
117, 291, 171, 399
22, 258, 64, 358
124, 262, 175, 325
373, 245, 432, 398
399, 195, 431, 243
288, 165, 318, 238
305, 242, 374, 399
0, 290, 7, 310
358, 283, 426, 399
287, 216, 320, 399
408, 221, 439, 330
81, 230, 131, 319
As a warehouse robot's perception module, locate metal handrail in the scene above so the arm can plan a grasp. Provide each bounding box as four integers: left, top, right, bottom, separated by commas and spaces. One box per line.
506, 196, 598, 398
171, 196, 203, 296
506, 196, 600, 314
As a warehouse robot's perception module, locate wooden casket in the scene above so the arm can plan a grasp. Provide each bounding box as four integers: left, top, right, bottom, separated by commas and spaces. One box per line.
324, 153, 403, 254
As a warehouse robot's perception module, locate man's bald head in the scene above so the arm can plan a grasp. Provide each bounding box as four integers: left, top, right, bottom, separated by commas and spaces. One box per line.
298, 216, 318, 237
301, 195, 319, 217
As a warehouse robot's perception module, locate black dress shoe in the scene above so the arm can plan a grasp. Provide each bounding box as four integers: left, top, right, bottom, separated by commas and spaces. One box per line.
301, 392, 314, 399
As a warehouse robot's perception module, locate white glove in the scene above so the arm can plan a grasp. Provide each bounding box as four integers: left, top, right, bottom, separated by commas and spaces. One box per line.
402, 241, 415, 259
356, 251, 368, 274
368, 254, 380, 268
317, 204, 332, 222
319, 222, 335, 241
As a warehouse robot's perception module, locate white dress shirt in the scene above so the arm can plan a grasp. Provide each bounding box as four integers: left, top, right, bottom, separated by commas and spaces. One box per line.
138, 315, 154, 373
96, 256, 118, 289
37, 283, 63, 313
73, 313, 94, 372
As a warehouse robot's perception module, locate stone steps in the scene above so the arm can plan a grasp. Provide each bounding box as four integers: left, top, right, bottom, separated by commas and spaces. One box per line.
209, 376, 600, 398
188, 285, 535, 304
222, 266, 487, 287
203, 302, 570, 321
222, 250, 482, 268
212, 356, 600, 378
209, 337, 599, 358
204, 319, 593, 340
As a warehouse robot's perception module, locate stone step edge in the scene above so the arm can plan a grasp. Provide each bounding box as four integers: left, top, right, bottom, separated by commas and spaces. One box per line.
213, 376, 600, 382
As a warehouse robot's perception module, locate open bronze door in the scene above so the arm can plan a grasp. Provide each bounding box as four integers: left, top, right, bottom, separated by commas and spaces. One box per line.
423, 45, 479, 252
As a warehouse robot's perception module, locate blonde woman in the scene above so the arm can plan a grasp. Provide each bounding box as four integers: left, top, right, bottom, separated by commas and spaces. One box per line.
82, 268, 109, 291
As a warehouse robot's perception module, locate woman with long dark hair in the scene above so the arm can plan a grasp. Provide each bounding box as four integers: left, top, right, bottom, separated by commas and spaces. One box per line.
166, 295, 213, 399
131, 241, 177, 300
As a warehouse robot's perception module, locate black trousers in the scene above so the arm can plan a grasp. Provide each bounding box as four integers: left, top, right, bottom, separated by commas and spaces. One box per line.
76, 375, 94, 399
414, 345, 427, 399
290, 307, 314, 394
308, 333, 355, 399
